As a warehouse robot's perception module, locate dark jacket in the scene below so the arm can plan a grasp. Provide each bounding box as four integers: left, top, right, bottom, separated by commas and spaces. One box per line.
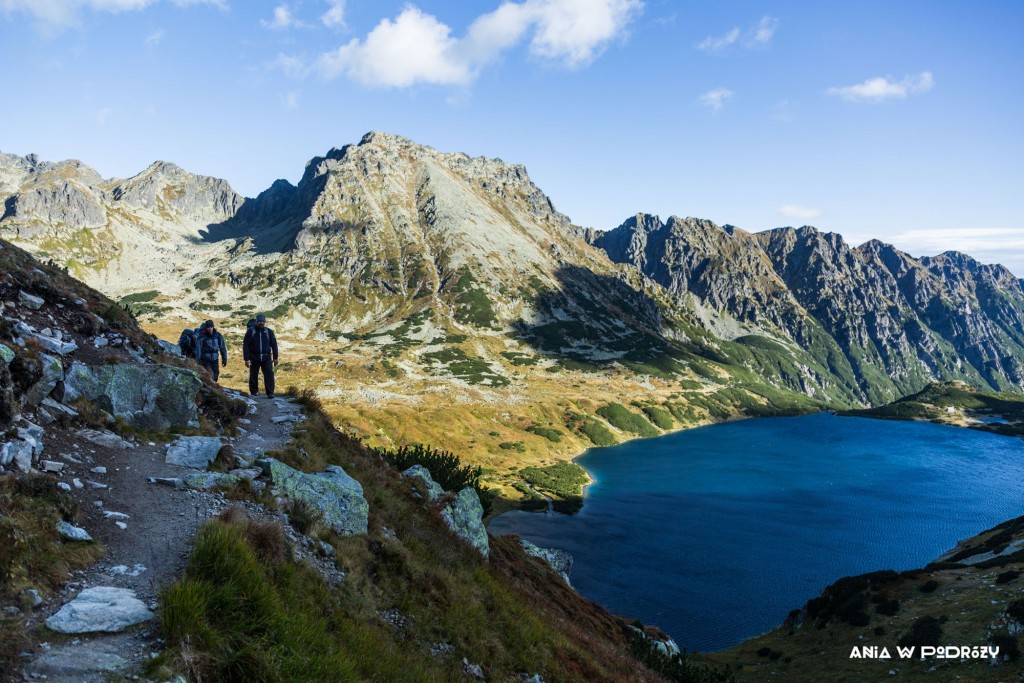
243, 326, 278, 362
195, 328, 227, 363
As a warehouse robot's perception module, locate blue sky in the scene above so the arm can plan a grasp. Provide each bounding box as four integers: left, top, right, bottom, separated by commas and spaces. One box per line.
2, 1, 1023, 272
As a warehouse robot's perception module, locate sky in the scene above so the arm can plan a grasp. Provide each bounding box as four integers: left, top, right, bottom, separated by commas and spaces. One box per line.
1, 0, 1023, 272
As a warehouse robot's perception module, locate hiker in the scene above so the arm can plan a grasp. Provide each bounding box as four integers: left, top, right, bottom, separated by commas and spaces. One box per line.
177, 326, 198, 358
195, 319, 227, 383
244, 313, 279, 398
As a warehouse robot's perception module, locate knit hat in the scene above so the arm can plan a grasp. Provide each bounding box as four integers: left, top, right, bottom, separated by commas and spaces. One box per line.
256, 314, 267, 323
204, 320, 214, 328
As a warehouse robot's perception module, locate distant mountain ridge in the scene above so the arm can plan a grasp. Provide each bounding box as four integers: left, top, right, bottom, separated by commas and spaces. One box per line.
2, 132, 1024, 411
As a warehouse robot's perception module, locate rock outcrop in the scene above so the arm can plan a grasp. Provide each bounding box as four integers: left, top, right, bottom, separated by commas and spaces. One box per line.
257, 458, 368, 536
520, 539, 573, 584
441, 487, 489, 558
63, 362, 202, 430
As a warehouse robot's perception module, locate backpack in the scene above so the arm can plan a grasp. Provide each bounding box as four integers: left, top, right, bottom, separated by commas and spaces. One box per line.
198, 331, 220, 359
179, 328, 197, 356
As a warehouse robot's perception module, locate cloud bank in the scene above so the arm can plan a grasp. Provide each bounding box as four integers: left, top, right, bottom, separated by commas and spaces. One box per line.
316, 0, 644, 88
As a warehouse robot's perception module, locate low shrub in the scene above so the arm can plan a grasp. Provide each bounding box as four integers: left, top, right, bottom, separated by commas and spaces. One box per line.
898, 616, 943, 648
990, 633, 1021, 662
525, 425, 563, 443
579, 420, 617, 446
597, 403, 660, 437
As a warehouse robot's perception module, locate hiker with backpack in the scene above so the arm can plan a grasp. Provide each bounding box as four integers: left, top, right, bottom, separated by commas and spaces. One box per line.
243, 313, 279, 398
177, 327, 198, 357
195, 319, 228, 383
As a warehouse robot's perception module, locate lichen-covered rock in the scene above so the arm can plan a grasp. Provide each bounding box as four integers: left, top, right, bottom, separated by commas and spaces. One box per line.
23, 353, 62, 406
0, 342, 14, 365
257, 458, 368, 536
63, 362, 201, 430
165, 436, 223, 469
441, 487, 489, 558
402, 464, 444, 501
45, 586, 155, 633
520, 539, 573, 585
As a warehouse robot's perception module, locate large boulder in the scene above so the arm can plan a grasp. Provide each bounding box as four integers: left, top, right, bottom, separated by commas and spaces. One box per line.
165, 436, 223, 469
258, 458, 368, 536
45, 586, 155, 633
63, 362, 201, 430
441, 488, 489, 558
23, 353, 62, 406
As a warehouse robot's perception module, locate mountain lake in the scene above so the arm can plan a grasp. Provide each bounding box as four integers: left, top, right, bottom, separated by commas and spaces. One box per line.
487, 413, 1024, 652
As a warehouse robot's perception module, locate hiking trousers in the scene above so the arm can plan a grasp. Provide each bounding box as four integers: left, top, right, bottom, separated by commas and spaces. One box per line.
200, 358, 220, 382
249, 358, 275, 396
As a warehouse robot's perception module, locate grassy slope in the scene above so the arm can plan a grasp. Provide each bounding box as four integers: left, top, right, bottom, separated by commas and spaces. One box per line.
154, 394, 731, 682
714, 516, 1024, 682
145, 315, 828, 514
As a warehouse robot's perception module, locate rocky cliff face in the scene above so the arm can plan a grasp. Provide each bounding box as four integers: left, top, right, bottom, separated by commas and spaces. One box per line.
597, 216, 1024, 403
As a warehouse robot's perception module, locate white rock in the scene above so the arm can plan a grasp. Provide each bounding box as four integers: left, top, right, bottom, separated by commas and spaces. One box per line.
45, 587, 155, 634
56, 521, 93, 543
18, 290, 45, 310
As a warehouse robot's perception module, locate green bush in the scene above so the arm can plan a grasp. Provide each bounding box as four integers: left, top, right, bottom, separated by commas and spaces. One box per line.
640, 405, 675, 430
379, 443, 488, 513
499, 441, 526, 452
526, 425, 563, 443
597, 403, 660, 437
519, 462, 588, 504
579, 420, 617, 446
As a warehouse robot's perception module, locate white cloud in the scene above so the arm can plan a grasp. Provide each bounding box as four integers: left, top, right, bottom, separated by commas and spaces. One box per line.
698, 88, 733, 112
262, 5, 309, 30
778, 204, 821, 220
270, 53, 307, 78
316, 0, 643, 88
318, 6, 470, 86
321, 0, 344, 29
826, 71, 934, 103
696, 27, 739, 53
747, 16, 778, 48
96, 106, 112, 124
1, 0, 225, 32
281, 90, 299, 109
696, 16, 777, 53
145, 27, 164, 46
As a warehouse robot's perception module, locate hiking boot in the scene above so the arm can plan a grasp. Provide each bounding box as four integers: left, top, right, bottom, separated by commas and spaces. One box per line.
267, 393, 275, 399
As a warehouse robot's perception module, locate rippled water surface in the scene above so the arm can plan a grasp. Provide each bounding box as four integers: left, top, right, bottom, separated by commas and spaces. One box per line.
487, 414, 1024, 652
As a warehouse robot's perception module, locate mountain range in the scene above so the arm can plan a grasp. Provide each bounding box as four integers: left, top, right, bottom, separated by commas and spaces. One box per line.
4, 132, 1024, 502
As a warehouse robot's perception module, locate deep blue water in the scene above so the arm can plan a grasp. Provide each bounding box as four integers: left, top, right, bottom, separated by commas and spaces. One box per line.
487, 414, 1024, 652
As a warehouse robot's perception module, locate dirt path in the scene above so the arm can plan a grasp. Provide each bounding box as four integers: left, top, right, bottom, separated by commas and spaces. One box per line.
18, 390, 302, 683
